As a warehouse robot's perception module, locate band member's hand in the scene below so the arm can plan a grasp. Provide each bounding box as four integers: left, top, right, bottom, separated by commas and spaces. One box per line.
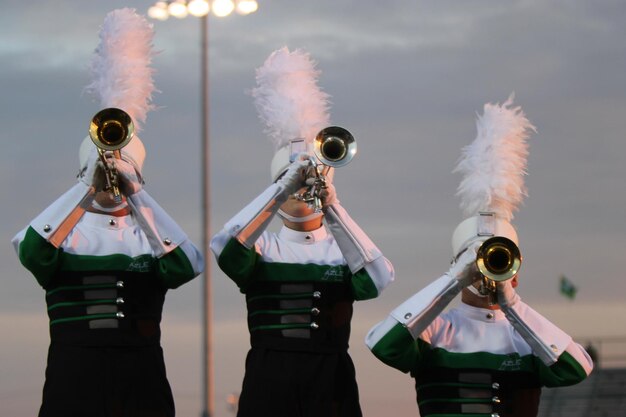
277, 153, 310, 195
448, 242, 482, 287
496, 278, 519, 307
115, 158, 143, 196
91, 160, 109, 192
319, 182, 338, 208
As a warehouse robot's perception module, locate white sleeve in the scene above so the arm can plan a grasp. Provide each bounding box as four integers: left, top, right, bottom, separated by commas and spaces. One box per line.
500, 299, 575, 366
323, 202, 394, 292
367, 274, 462, 347
222, 183, 288, 249
13, 182, 93, 249
127, 189, 195, 260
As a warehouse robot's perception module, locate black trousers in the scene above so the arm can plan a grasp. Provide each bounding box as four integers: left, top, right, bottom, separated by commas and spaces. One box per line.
237, 347, 362, 417
39, 343, 175, 417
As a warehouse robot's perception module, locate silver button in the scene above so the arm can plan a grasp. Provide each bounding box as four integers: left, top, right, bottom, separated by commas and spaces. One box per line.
404, 313, 412, 320
108, 219, 116, 226
116, 281, 124, 288
116, 312, 125, 319
310, 322, 319, 329
551, 344, 558, 352
486, 312, 494, 319
311, 308, 320, 316
491, 414, 500, 417
163, 238, 172, 246
492, 382, 500, 390
305, 234, 312, 240
492, 396, 500, 404
43, 224, 51, 233
313, 291, 321, 299
116, 297, 125, 305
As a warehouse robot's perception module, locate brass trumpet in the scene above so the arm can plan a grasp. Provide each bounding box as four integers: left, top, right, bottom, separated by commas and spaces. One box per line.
88, 108, 134, 203
475, 236, 522, 303
295, 126, 357, 211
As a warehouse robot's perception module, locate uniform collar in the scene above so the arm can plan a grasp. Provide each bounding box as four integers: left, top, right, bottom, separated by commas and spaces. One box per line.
81, 211, 136, 230
458, 302, 507, 322
278, 225, 328, 245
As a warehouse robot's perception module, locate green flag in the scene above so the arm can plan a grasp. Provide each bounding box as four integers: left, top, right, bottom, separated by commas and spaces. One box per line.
559, 275, 577, 299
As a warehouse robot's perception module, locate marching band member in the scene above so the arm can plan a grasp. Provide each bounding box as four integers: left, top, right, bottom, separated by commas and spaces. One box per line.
12, 9, 203, 417
211, 47, 394, 417
366, 96, 592, 417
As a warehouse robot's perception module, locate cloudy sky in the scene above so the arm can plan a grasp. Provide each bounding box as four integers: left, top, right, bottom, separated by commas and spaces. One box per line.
1, 0, 625, 416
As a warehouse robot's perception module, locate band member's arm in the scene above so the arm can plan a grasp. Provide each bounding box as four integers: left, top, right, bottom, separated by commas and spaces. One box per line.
116, 159, 204, 288
496, 283, 593, 384
15, 150, 117, 255
12, 182, 94, 288
126, 190, 204, 288
210, 157, 309, 288
323, 202, 394, 300
13, 160, 204, 290
365, 248, 479, 370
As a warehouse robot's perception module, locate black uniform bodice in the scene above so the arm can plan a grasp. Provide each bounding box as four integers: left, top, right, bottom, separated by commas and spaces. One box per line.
45, 270, 166, 347
246, 281, 354, 353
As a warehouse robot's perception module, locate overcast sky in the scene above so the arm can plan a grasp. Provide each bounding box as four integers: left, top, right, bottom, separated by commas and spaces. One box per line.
1, 1, 625, 416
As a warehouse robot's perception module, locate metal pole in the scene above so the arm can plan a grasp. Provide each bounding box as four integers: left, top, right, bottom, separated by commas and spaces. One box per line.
200, 12, 214, 417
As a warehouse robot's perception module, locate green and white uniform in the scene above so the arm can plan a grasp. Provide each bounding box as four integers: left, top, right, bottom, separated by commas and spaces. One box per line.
211, 181, 394, 417
13, 182, 204, 417
366, 274, 593, 417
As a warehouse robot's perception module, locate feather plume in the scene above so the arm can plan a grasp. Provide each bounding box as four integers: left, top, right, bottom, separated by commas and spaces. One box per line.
250, 47, 331, 149
454, 94, 536, 221
84, 8, 156, 132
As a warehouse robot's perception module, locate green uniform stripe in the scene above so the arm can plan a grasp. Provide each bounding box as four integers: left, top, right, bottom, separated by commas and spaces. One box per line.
50, 313, 118, 326
46, 283, 117, 296
47, 299, 117, 311
248, 308, 312, 317
419, 344, 536, 374
58, 253, 155, 272
218, 238, 354, 287
255, 261, 350, 283
250, 323, 311, 332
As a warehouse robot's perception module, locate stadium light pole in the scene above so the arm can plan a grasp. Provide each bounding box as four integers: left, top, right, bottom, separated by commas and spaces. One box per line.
147, 1, 259, 416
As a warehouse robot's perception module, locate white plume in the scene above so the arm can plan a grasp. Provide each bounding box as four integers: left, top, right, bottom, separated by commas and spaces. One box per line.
250, 47, 331, 150
84, 8, 156, 132
454, 94, 536, 221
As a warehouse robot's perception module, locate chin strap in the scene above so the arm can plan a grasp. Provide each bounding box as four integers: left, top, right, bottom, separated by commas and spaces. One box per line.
90, 199, 129, 213
277, 209, 323, 223
466, 283, 489, 298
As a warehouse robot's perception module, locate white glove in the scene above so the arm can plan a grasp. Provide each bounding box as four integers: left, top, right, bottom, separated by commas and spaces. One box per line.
497, 279, 520, 307
447, 242, 482, 288
319, 181, 339, 208
276, 153, 310, 195
115, 158, 143, 195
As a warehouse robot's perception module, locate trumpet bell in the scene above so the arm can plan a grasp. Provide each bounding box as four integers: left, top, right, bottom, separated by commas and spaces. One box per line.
314, 126, 357, 168
89, 107, 134, 151
476, 236, 522, 282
